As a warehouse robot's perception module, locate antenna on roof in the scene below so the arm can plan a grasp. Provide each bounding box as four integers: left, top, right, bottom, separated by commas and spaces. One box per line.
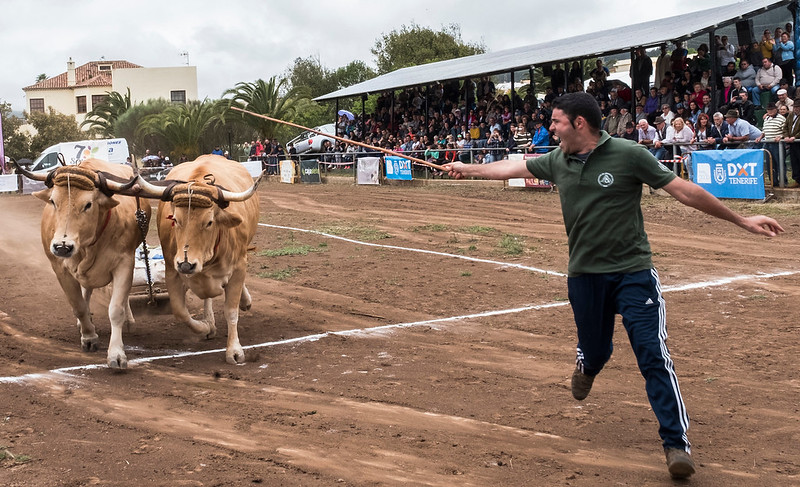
180, 51, 189, 66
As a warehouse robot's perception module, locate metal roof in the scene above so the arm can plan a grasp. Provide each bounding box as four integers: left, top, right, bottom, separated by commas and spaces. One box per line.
315, 0, 792, 101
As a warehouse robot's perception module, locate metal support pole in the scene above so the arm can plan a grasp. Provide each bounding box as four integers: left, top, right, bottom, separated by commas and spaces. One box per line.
779, 140, 787, 187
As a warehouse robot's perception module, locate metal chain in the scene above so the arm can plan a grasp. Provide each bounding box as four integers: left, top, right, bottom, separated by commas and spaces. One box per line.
134, 197, 155, 306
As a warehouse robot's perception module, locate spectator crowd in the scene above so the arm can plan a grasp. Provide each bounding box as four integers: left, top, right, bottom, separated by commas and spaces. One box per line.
288, 22, 799, 186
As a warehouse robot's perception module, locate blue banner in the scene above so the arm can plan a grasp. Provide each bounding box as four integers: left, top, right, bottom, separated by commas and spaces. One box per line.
384, 156, 412, 180
692, 150, 765, 199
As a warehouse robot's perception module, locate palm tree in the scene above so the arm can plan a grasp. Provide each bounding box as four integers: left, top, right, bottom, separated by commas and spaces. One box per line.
222, 77, 308, 141
80, 88, 133, 137
137, 99, 224, 160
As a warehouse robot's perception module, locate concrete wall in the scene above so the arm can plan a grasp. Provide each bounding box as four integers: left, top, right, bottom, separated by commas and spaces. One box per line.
113, 66, 198, 104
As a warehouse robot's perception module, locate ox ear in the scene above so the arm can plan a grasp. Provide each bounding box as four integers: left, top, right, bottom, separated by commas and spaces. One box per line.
214, 208, 243, 228
97, 192, 121, 210
33, 188, 52, 203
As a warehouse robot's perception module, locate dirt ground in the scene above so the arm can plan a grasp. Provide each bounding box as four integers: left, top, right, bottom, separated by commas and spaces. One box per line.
1, 180, 799, 486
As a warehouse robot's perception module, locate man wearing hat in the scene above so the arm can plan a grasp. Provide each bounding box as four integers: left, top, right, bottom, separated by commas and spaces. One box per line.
530, 118, 550, 153
762, 102, 787, 186
650, 116, 672, 162
776, 88, 794, 111
722, 109, 763, 148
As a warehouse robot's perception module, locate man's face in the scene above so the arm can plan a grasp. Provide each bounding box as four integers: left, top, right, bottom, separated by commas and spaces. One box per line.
725, 116, 737, 124
763, 58, 772, 69
740, 61, 749, 70
703, 95, 711, 104
549, 108, 580, 154
714, 115, 723, 124
733, 79, 742, 89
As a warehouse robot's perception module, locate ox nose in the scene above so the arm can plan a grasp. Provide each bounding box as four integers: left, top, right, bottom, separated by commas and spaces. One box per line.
52, 241, 74, 258
177, 261, 197, 274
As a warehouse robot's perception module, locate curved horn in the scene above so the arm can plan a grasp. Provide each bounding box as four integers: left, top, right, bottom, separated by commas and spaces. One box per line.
134, 174, 171, 200
217, 170, 265, 203
12, 160, 52, 183
95, 171, 139, 196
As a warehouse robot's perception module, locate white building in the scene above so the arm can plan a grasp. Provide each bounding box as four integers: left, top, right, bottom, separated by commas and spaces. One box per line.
23, 58, 198, 128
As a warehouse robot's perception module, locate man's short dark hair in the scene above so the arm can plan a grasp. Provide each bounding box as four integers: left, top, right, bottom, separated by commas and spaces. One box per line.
552, 92, 602, 131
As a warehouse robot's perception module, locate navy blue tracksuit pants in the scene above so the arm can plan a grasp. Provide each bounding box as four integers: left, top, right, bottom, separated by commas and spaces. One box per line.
568, 268, 691, 452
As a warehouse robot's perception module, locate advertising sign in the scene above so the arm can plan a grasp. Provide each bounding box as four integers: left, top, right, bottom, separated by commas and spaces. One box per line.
357, 157, 380, 185
300, 159, 321, 184
279, 159, 296, 183
692, 150, 765, 199
384, 156, 412, 180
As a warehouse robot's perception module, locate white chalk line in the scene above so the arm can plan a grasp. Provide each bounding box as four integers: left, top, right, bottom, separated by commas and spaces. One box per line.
1, 218, 796, 384
258, 223, 568, 277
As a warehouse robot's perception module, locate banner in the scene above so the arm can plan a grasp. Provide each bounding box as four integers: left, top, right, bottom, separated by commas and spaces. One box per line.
240, 160, 262, 177
357, 157, 380, 185
299, 159, 321, 184
693, 149, 765, 199
0, 174, 18, 192
279, 160, 296, 183
0, 114, 5, 174
384, 156, 412, 180
507, 153, 553, 188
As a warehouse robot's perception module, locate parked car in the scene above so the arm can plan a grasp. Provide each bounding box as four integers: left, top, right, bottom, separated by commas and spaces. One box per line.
287, 123, 335, 154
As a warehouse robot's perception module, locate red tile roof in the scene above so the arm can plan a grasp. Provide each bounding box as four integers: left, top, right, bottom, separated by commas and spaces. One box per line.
23, 60, 142, 90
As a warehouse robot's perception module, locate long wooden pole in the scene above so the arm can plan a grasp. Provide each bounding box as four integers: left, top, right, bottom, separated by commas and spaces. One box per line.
231, 106, 447, 171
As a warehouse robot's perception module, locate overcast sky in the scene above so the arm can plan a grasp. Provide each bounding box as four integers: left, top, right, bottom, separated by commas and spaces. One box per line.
2, 0, 735, 112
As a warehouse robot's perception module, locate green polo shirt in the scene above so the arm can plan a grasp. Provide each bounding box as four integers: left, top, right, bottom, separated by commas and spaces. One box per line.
526, 131, 676, 276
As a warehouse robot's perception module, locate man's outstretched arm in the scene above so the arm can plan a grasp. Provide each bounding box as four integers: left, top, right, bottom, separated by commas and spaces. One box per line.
443, 159, 532, 180
662, 177, 784, 236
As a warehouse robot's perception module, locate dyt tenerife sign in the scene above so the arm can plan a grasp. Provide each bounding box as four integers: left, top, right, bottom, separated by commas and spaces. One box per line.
692, 149, 765, 199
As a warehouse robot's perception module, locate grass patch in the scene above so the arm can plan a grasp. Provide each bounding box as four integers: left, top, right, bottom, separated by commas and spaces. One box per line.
461, 271, 472, 277
468, 244, 478, 251
498, 234, 525, 255
410, 223, 450, 232
258, 244, 321, 257
0, 446, 32, 465
258, 267, 299, 280
729, 202, 800, 218
747, 294, 767, 300
317, 223, 391, 241
460, 225, 496, 235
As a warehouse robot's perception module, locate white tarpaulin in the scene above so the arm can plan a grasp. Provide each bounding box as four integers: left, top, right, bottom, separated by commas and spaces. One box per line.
0, 174, 18, 192
357, 157, 380, 185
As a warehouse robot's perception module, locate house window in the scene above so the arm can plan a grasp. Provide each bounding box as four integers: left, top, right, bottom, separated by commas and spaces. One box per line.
170, 90, 186, 104
76, 95, 87, 113
91, 94, 107, 108
30, 98, 45, 113
98, 64, 112, 71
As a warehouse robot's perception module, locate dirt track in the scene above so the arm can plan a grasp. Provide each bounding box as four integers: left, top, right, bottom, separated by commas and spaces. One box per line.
1, 181, 799, 486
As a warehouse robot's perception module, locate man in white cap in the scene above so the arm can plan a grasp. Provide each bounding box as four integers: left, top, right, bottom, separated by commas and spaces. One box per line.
776, 88, 794, 111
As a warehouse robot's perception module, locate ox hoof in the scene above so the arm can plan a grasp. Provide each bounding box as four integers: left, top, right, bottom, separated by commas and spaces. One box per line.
205, 326, 217, 340
81, 336, 99, 352
239, 302, 251, 312
107, 355, 128, 370
226, 349, 245, 365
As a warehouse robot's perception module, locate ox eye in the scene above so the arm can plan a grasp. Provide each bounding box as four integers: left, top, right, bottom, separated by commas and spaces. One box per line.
206, 220, 213, 228
83, 202, 92, 212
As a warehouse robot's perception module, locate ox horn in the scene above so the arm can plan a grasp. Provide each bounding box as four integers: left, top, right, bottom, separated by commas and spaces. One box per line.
217, 170, 266, 203
12, 160, 53, 183
133, 174, 171, 200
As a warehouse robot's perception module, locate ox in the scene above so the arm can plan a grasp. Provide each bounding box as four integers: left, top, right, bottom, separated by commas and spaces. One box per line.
18, 158, 149, 369
136, 155, 262, 364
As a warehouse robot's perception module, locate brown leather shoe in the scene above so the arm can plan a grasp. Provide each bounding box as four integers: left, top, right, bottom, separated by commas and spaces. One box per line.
571, 366, 595, 400
665, 448, 696, 479
788, 181, 800, 188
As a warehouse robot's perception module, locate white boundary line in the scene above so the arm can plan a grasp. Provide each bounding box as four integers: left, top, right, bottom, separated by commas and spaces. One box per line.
1, 222, 796, 384
258, 223, 568, 277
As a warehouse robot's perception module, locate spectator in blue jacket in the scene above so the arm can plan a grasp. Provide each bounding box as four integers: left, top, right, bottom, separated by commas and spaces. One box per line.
774, 32, 795, 85
529, 119, 551, 153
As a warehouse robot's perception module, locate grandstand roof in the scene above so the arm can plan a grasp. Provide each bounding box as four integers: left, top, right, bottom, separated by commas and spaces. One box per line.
315, 0, 793, 101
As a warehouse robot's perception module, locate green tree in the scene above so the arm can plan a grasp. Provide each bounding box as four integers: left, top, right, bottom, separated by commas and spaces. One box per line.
371, 23, 485, 74
35, 73, 47, 83
28, 108, 84, 156
137, 99, 224, 160
80, 88, 133, 137
222, 77, 308, 142
1, 101, 33, 160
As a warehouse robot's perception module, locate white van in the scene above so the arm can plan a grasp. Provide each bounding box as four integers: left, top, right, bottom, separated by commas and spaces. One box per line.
29, 138, 130, 173
287, 124, 335, 154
